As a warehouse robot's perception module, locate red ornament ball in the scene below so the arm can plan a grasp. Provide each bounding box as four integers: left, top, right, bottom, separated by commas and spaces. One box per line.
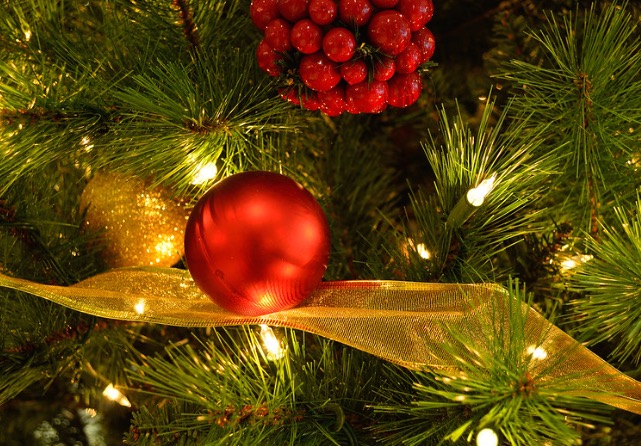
184, 171, 331, 316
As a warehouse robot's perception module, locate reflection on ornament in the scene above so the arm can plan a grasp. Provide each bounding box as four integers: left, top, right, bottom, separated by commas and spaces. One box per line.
80, 172, 189, 268
476, 428, 498, 446
184, 171, 330, 316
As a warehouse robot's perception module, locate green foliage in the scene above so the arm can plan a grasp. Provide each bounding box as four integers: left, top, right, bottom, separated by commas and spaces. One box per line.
126, 327, 384, 445
570, 197, 641, 365
0, 0, 299, 198
381, 97, 554, 283
2, 0, 641, 444
372, 280, 611, 445
498, 1, 641, 229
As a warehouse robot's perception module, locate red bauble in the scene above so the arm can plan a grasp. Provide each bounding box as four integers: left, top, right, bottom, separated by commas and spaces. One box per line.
256, 39, 283, 76
367, 10, 411, 56
340, 59, 367, 85
250, 0, 281, 30
396, 0, 434, 31
387, 71, 422, 107
346, 80, 388, 113
299, 52, 341, 92
184, 171, 331, 316
264, 18, 293, 52
322, 27, 357, 62
308, 0, 338, 25
338, 0, 373, 26
291, 19, 323, 54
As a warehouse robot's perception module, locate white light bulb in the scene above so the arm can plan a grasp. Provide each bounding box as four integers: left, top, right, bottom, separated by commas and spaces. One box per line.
476, 428, 499, 446
260, 325, 285, 360
102, 384, 131, 407
134, 299, 146, 315
191, 162, 218, 185
467, 175, 496, 207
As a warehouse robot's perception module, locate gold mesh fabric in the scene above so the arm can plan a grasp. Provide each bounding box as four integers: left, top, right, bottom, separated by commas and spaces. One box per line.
1, 267, 640, 415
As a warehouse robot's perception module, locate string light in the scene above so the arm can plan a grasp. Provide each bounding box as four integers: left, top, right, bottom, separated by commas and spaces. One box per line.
191, 162, 218, 185
447, 174, 497, 229
416, 243, 431, 259
134, 299, 145, 315
476, 428, 499, 446
259, 324, 286, 360
102, 384, 131, 407
467, 175, 496, 207
526, 345, 548, 360
560, 253, 593, 271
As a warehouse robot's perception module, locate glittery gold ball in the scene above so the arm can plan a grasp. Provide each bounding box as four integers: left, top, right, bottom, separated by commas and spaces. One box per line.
80, 172, 190, 268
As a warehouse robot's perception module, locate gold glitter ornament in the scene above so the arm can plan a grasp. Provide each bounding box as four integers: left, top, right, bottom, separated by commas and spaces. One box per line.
80, 172, 189, 268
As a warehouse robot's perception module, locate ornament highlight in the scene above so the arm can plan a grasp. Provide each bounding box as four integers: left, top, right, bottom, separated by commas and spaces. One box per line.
184, 171, 331, 316
80, 172, 189, 268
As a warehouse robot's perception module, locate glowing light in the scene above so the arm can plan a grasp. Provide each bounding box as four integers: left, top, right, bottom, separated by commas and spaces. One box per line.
416, 243, 431, 259
191, 162, 218, 185
476, 428, 499, 446
80, 136, 94, 151
134, 299, 145, 315
24, 30, 32, 41
102, 384, 131, 407
260, 324, 285, 360
560, 254, 593, 271
526, 345, 548, 360
467, 175, 496, 207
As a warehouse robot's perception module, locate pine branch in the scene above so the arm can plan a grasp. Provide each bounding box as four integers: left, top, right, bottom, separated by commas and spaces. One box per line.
372, 280, 612, 445
570, 197, 641, 366
406, 96, 554, 282
172, 0, 201, 53
126, 327, 385, 445
497, 1, 641, 230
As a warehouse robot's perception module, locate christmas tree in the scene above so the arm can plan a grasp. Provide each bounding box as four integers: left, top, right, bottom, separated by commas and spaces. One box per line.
2, 0, 641, 444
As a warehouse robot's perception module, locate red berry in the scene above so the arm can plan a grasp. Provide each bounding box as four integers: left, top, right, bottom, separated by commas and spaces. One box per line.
367, 11, 411, 56
299, 52, 341, 91
340, 59, 367, 85
396, 0, 434, 31
371, 0, 398, 7
387, 71, 422, 107
373, 56, 395, 81
308, 0, 338, 25
278, 0, 308, 22
338, 0, 373, 26
250, 0, 280, 30
322, 28, 357, 63
395, 42, 421, 73
279, 88, 321, 110
291, 19, 323, 54
256, 39, 283, 76
265, 18, 293, 52
412, 27, 435, 63
346, 80, 388, 113
318, 84, 346, 116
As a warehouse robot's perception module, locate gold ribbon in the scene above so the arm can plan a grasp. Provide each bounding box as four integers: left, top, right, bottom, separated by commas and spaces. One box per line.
1, 267, 641, 415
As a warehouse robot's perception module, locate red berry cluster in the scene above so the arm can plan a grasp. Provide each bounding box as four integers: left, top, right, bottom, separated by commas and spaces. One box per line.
251, 0, 435, 115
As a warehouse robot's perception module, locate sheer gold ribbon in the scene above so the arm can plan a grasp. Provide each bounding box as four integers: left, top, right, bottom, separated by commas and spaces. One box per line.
1, 267, 641, 415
